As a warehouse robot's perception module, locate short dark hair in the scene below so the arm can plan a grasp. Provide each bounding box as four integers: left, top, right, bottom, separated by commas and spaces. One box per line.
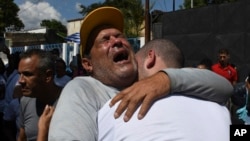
138, 38, 184, 68
55, 58, 67, 69
218, 48, 229, 55
51, 48, 60, 56
20, 49, 55, 74
198, 58, 213, 70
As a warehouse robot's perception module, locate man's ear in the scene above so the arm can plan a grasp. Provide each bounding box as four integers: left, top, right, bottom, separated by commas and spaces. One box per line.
45, 69, 54, 83
82, 58, 93, 74
146, 49, 156, 69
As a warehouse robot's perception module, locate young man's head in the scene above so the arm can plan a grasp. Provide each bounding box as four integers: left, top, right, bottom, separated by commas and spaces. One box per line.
136, 39, 184, 80
197, 58, 212, 70
80, 7, 137, 89
217, 48, 230, 67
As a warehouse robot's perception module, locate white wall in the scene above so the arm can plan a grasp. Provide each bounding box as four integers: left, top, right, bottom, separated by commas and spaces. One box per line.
67, 19, 83, 35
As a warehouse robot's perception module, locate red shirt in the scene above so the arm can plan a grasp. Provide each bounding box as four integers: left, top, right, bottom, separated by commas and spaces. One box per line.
212, 63, 238, 84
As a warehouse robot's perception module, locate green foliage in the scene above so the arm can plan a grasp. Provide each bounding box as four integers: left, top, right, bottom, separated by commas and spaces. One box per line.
78, 2, 104, 16
40, 19, 67, 42
78, 0, 144, 38
40, 19, 67, 35
0, 0, 24, 35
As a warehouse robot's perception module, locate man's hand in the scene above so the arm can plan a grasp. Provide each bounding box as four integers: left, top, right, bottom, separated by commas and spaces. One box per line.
38, 105, 54, 131
110, 71, 171, 122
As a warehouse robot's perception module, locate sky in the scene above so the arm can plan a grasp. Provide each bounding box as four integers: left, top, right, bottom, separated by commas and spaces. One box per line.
14, 0, 184, 30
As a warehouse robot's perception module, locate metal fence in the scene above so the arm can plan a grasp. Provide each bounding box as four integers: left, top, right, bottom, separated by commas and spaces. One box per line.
9, 43, 79, 67
2, 37, 141, 67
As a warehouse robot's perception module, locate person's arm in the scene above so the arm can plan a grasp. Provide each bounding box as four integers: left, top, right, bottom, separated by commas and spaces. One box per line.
37, 105, 54, 141
165, 68, 233, 102
17, 97, 26, 141
110, 68, 233, 122
17, 127, 27, 141
110, 71, 170, 121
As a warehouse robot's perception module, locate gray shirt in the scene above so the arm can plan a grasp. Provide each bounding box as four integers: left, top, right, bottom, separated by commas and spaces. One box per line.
20, 97, 58, 141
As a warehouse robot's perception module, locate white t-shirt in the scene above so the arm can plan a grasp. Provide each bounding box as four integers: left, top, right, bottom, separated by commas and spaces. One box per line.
98, 95, 231, 141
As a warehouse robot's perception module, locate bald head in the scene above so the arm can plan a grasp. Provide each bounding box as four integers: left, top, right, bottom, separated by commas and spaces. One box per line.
136, 39, 184, 79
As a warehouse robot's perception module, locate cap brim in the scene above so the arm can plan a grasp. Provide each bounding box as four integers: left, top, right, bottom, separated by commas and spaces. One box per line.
80, 7, 124, 57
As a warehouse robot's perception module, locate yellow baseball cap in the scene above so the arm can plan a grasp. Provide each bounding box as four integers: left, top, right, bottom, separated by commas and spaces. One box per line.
80, 6, 124, 57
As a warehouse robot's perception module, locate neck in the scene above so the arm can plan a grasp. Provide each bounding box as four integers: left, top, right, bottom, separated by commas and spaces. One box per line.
38, 84, 62, 104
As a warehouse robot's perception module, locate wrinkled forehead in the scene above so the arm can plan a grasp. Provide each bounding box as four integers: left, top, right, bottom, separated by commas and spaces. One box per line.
85, 25, 122, 55
91, 25, 122, 38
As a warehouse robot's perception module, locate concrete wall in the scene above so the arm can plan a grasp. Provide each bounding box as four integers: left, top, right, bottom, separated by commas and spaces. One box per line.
152, 0, 250, 82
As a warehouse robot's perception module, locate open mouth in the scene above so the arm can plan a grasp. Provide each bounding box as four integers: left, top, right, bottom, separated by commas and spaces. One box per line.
113, 51, 129, 63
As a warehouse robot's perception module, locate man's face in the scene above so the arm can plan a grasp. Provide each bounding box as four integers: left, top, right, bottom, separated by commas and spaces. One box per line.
218, 53, 230, 66
86, 27, 137, 89
18, 55, 46, 97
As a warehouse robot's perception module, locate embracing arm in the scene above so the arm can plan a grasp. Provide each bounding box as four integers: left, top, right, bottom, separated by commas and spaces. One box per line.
165, 68, 233, 104
110, 68, 233, 122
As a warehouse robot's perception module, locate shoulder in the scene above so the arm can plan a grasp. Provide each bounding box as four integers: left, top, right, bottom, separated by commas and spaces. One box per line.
69, 76, 115, 92
69, 76, 98, 85
228, 65, 237, 73
62, 75, 72, 80
212, 63, 219, 69
20, 96, 34, 103
59, 76, 117, 105
58, 77, 109, 101
20, 97, 35, 106
19, 97, 37, 115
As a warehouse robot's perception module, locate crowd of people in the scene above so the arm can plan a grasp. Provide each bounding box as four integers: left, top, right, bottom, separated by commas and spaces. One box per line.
0, 47, 85, 141
0, 5, 249, 141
